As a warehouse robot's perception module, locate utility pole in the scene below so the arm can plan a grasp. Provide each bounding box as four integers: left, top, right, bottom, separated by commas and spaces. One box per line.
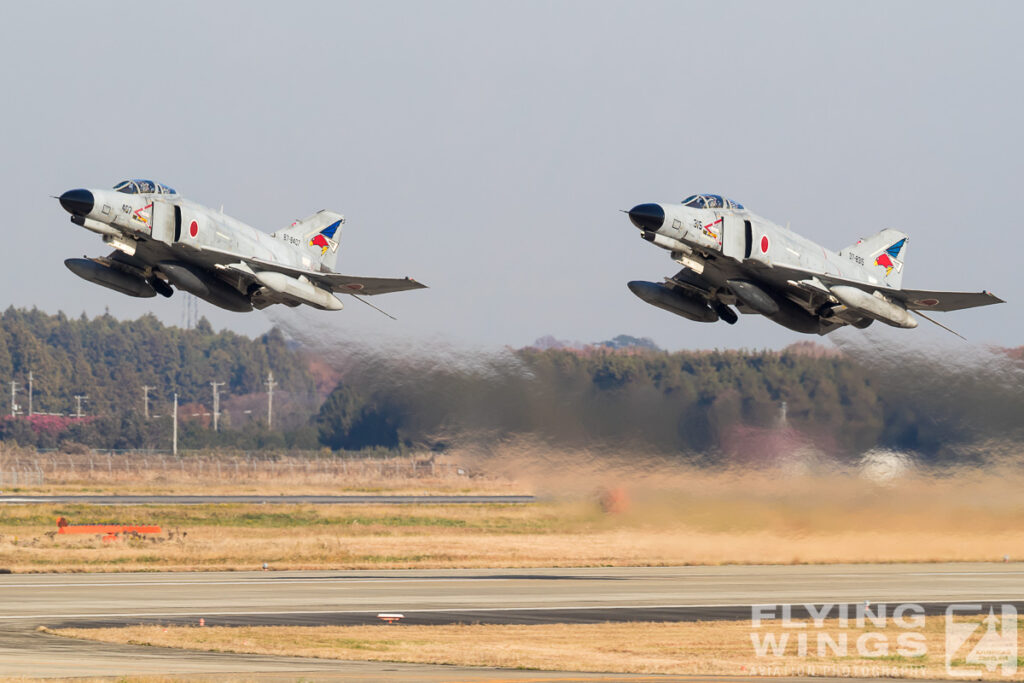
142, 385, 155, 419
27, 371, 32, 417
265, 371, 276, 428
73, 395, 88, 418
172, 393, 178, 455
9, 381, 18, 417
210, 381, 225, 432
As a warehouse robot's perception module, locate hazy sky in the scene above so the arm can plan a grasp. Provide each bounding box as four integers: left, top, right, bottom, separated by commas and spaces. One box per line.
3, 2, 1021, 351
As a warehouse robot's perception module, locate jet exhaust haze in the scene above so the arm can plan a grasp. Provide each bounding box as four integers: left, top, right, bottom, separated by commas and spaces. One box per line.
270, 307, 1024, 484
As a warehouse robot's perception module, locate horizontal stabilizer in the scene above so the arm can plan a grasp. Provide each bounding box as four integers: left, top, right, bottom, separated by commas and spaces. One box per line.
318, 273, 427, 296
888, 288, 1004, 313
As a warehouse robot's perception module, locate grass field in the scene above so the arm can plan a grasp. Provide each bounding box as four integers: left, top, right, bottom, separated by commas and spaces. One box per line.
2, 460, 1024, 571
0, 450, 521, 496
51, 615, 1024, 679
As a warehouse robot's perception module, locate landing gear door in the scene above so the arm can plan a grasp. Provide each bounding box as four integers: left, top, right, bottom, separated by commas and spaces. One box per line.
721, 214, 746, 260
150, 199, 179, 245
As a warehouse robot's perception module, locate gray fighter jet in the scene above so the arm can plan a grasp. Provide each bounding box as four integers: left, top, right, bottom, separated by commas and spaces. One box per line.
626, 194, 1002, 336
58, 179, 425, 313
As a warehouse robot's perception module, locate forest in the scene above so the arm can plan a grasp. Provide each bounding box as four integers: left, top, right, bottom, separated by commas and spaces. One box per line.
2, 307, 1021, 465
0, 307, 317, 450
312, 339, 1024, 465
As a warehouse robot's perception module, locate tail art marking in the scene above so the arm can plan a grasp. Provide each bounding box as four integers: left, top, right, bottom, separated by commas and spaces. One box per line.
309, 219, 342, 255
874, 238, 906, 275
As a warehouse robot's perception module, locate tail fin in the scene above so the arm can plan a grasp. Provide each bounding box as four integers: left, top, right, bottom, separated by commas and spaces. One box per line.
271, 210, 345, 271
840, 228, 909, 289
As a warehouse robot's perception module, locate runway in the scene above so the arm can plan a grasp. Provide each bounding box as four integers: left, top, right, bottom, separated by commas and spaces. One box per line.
0, 494, 535, 505
3, 563, 1021, 679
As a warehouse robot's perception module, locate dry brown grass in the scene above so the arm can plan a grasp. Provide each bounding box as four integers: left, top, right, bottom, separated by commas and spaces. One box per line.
3, 680, 188, 683
52, 615, 1024, 679
5, 443, 1024, 571
1, 472, 1023, 571
0, 450, 524, 496
2, 679, 237, 683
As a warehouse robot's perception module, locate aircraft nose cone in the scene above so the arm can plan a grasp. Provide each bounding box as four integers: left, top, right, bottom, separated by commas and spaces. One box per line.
59, 189, 94, 216
627, 203, 664, 231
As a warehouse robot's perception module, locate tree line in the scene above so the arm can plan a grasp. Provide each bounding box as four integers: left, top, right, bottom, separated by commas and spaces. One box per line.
0, 307, 316, 450
2, 307, 1020, 464
315, 342, 1024, 465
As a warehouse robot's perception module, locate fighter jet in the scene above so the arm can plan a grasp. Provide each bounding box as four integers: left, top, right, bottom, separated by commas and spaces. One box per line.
57, 179, 425, 313
626, 194, 1002, 336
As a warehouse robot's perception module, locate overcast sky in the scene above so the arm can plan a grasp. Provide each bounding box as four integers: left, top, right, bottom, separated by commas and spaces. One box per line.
2, 1, 1020, 351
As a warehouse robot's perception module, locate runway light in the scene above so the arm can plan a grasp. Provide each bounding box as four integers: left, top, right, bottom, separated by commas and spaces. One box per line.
199, 618, 205, 627
377, 613, 404, 624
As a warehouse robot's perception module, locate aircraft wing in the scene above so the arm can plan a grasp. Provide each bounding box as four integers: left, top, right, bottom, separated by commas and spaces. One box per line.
737, 260, 1003, 313
880, 288, 1004, 312
243, 257, 426, 295
179, 245, 427, 295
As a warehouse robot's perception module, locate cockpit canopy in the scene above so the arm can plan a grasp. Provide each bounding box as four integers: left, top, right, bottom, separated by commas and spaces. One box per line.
112, 179, 177, 195
681, 194, 743, 210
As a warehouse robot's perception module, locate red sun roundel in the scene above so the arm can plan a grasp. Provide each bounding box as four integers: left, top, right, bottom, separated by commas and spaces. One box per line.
189, 220, 198, 238
760, 235, 769, 253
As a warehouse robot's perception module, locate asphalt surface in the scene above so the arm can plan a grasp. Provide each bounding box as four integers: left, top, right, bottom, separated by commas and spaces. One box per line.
0, 494, 534, 504
3, 563, 1021, 679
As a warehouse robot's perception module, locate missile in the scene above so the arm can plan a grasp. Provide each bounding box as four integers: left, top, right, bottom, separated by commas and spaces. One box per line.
159, 262, 207, 294
829, 285, 917, 329
64, 258, 155, 298
158, 261, 253, 312
254, 271, 343, 311
627, 281, 718, 323
725, 279, 779, 316
726, 279, 822, 333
